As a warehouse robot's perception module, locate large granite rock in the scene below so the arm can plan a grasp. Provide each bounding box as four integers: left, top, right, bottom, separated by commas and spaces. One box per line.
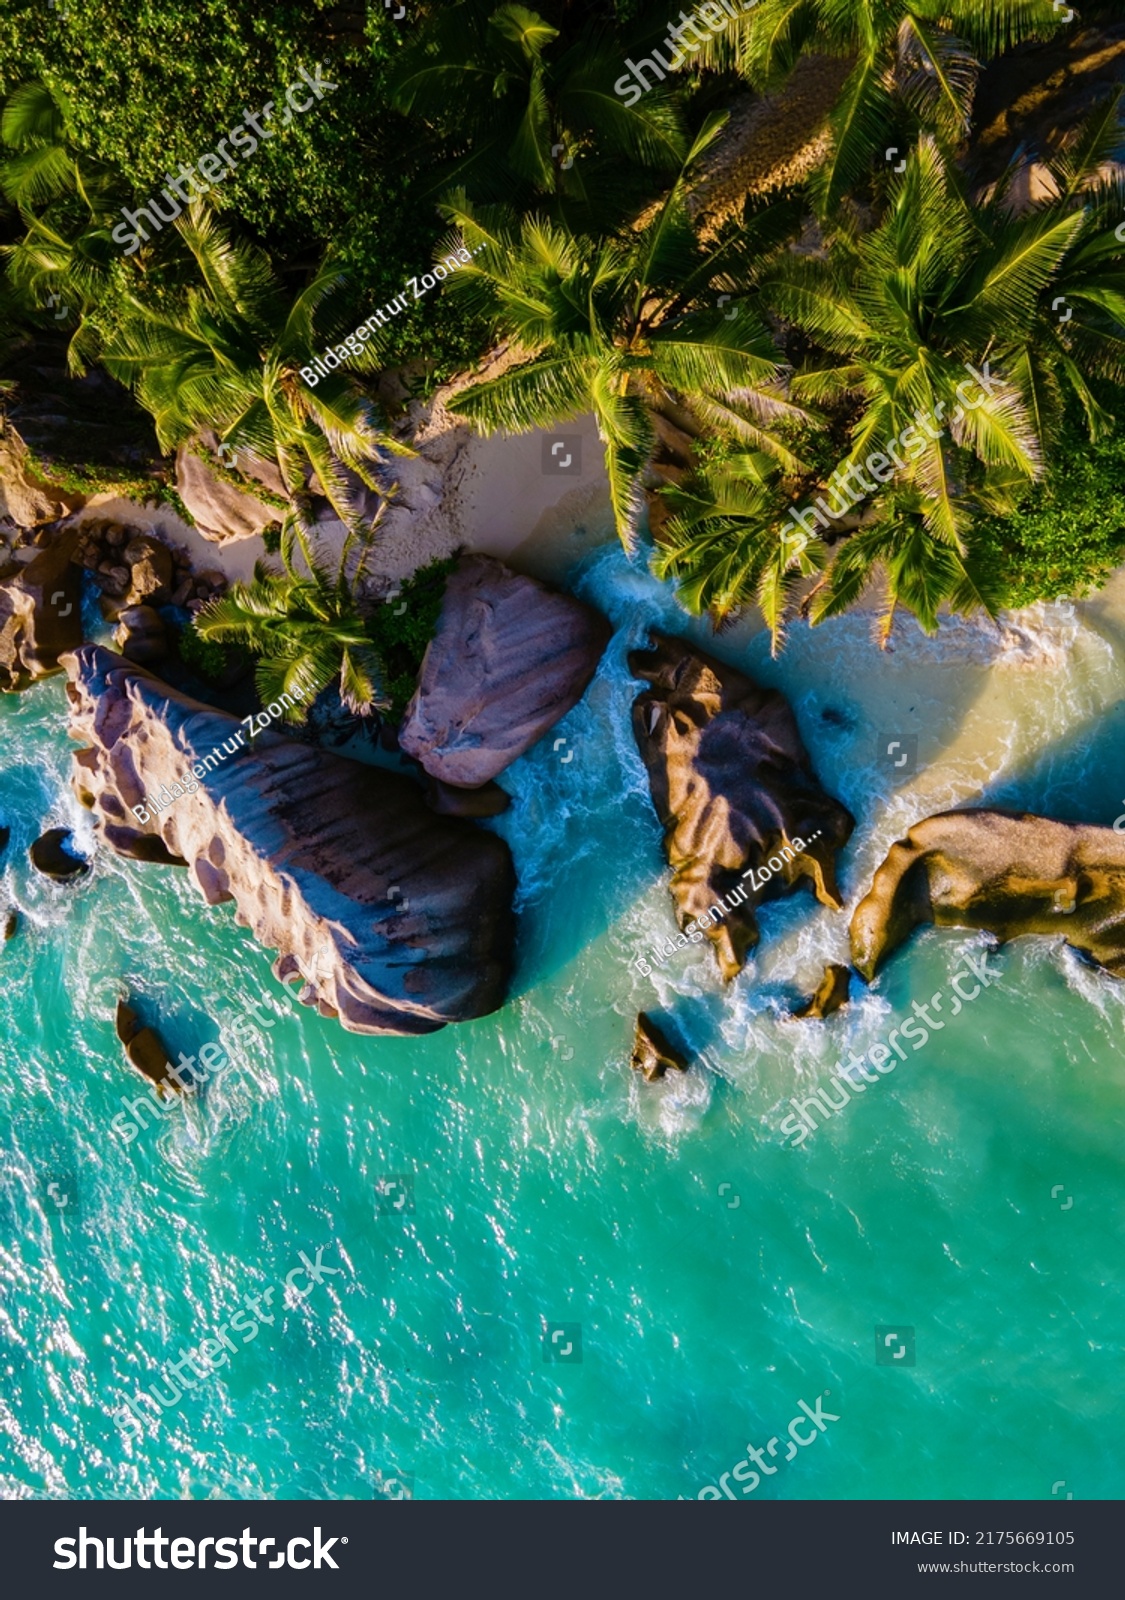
0, 528, 83, 691
851, 808, 1125, 980
64, 646, 516, 1034
630, 634, 854, 981
174, 446, 282, 543
399, 554, 611, 787
0, 428, 84, 527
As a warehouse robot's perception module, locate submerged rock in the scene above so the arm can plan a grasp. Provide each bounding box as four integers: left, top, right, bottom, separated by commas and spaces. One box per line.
851, 808, 1125, 980
793, 963, 851, 1019
29, 827, 89, 879
630, 1013, 690, 1081
3, 909, 16, 940
0, 528, 82, 691
399, 554, 610, 787
0, 825, 8, 858
630, 634, 854, 981
115, 997, 177, 1096
64, 646, 516, 1035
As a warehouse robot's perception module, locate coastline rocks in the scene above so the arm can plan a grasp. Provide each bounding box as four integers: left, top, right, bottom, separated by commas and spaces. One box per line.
399, 554, 611, 787
851, 808, 1125, 980
0, 428, 83, 527
115, 998, 177, 1095
114, 605, 167, 665
793, 962, 851, 1020
64, 646, 516, 1034
175, 445, 282, 543
121, 535, 174, 606
630, 1013, 690, 1081
0, 528, 82, 691
29, 827, 89, 879
423, 774, 511, 818
630, 634, 855, 981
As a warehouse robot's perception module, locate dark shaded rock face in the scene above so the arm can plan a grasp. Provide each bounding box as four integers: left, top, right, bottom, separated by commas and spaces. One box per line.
794, 963, 851, 1019
630, 1013, 689, 1081
399, 554, 611, 787
630, 634, 855, 980
851, 809, 1125, 980
30, 827, 89, 879
64, 646, 516, 1035
423, 775, 511, 818
116, 998, 176, 1095
0, 529, 82, 691
113, 604, 167, 665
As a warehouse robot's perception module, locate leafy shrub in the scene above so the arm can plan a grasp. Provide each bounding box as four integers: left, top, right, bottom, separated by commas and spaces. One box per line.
177, 616, 232, 683
367, 554, 456, 718
971, 419, 1125, 609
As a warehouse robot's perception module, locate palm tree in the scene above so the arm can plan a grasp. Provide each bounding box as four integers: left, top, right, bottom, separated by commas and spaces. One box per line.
651, 449, 821, 639
666, 117, 1125, 644
689, 0, 1064, 215
389, 0, 688, 227
442, 113, 807, 544
100, 202, 408, 559
0, 81, 124, 372
193, 521, 389, 722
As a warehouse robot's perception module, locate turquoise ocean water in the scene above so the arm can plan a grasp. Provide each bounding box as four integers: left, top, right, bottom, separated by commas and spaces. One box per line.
1, 544, 1123, 1500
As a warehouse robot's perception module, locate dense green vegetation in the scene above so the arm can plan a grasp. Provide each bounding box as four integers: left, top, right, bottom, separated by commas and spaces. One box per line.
2, 0, 1125, 656
368, 555, 457, 717
973, 415, 1125, 608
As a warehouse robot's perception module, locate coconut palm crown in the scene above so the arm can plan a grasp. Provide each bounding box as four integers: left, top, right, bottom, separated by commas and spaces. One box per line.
100, 202, 408, 561
442, 112, 808, 546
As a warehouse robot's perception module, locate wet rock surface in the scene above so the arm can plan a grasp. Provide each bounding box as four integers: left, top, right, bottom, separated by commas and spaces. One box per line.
630, 1013, 690, 1081
793, 962, 851, 1019
29, 826, 90, 879
115, 997, 177, 1095
630, 633, 854, 981
400, 554, 610, 787
65, 645, 516, 1035
851, 808, 1125, 981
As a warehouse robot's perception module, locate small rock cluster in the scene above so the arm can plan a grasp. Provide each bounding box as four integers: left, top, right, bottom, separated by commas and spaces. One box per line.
70, 519, 226, 613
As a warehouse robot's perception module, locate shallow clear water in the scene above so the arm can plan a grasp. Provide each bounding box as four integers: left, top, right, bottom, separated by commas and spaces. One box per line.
1, 547, 1123, 1500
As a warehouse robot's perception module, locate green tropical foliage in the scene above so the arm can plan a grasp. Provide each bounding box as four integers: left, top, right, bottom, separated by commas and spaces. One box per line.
389, 0, 688, 227
660, 116, 1125, 646
193, 524, 390, 722
0, 81, 124, 371
443, 113, 807, 544
971, 407, 1125, 608
99, 203, 408, 551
